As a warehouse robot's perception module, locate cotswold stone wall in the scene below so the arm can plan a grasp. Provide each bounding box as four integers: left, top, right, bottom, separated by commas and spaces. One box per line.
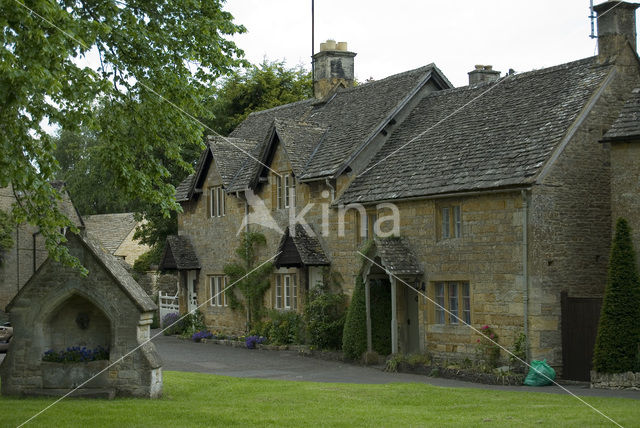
0, 235, 161, 398
0, 186, 48, 311
528, 57, 640, 369
611, 140, 640, 270
591, 371, 640, 390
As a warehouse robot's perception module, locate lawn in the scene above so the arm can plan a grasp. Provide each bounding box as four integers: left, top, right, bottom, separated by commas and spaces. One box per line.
2, 371, 638, 427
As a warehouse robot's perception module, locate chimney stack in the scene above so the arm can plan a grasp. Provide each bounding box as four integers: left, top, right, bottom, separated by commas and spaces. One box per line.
594, 1, 639, 60
312, 40, 356, 99
468, 65, 501, 85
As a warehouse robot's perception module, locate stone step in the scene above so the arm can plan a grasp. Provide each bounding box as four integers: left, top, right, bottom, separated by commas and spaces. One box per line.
24, 388, 116, 400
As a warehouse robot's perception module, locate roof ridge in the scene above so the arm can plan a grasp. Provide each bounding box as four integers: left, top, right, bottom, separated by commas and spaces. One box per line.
244, 98, 314, 118
335, 63, 436, 95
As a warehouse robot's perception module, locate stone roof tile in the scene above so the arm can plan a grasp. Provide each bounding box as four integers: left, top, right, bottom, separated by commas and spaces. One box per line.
601, 88, 640, 141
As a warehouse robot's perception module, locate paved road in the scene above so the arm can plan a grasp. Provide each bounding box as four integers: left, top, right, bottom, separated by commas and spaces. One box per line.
150, 332, 640, 400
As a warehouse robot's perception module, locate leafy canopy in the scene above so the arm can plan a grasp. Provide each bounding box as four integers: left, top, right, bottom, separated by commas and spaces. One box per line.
0, 0, 245, 269
204, 59, 312, 136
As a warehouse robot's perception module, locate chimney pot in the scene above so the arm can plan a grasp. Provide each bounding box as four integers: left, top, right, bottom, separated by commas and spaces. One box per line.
468, 65, 501, 85
312, 40, 356, 99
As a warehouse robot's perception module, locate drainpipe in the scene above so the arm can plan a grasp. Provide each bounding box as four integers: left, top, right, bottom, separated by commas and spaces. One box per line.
325, 178, 335, 202
521, 189, 530, 361
32, 231, 39, 274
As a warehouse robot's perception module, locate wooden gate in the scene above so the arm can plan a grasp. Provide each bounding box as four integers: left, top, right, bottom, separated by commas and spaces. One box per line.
159, 291, 179, 327
561, 292, 602, 381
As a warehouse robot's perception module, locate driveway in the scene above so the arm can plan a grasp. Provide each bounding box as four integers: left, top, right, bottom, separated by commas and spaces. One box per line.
150, 332, 640, 400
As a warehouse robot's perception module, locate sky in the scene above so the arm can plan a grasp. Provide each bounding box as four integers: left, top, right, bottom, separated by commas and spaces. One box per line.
223, 0, 638, 87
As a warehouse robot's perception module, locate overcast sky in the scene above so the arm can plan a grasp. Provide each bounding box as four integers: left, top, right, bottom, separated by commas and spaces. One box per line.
224, 0, 638, 87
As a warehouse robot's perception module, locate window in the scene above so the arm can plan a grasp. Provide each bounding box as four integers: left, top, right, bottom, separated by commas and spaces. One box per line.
433, 281, 471, 325
356, 210, 377, 244
275, 273, 298, 310
440, 204, 462, 239
275, 173, 295, 210
209, 276, 228, 307
209, 186, 225, 217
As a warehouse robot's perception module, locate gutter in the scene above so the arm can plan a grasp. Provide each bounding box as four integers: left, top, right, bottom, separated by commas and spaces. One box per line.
521, 189, 530, 361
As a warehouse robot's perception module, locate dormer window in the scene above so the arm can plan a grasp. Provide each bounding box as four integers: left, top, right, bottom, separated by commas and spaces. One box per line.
275, 173, 296, 210
209, 186, 225, 218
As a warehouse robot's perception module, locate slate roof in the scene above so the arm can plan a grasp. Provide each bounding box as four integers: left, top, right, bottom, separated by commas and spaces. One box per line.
374, 237, 422, 276
340, 57, 614, 204
223, 64, 450, 188
275, 224, 330, 267
83, 212, 138, 254
160, 235, 201, 270
601, 88, 640, 142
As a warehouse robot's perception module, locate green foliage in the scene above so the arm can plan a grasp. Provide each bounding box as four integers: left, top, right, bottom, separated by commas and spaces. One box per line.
370, 280, 392, 356
509, 332, 527, 367
304, 276, 346, 350
342, 276, 367, 360
593, 218, 640, 373
0, 0, 245, 270
133, 245, 164, 273
261, 311, 305, 345
179, 310, 208, 338
223, 232, 273, 330
204, 60, 312, 136
0, 209, 13, 266
475, 325, 501, 370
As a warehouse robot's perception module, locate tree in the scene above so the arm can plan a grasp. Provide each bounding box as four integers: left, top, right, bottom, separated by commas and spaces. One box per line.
342, 276, 368, 360
1, 0, 245, 270
593, 218, 640, 373
224, 232, 274, 331
204, 60, 312, 136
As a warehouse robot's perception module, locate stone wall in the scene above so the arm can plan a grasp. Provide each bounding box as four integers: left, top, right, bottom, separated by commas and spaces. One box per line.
0, 234, 162, 398
611, 140, 640, 269
528, 56, 640, 369
591, 371, 640, 389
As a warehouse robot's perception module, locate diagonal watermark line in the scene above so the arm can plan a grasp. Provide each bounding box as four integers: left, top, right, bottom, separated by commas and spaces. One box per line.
12, 0, 282, 180
17, 252, 281, 428
357, 78, 506, 178
357, 251, 624, 428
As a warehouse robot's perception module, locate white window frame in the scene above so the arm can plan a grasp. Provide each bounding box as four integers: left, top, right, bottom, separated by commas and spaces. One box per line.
442, 207, 450, 239
276, 175, 283, 210
209, 276, 228, 307
435, 283, 445, 324
275, 273, 297, 310
283, 174, 295, 209
210, 186, 226, 218
453, 205, 461, 238
441, 205, 462, 239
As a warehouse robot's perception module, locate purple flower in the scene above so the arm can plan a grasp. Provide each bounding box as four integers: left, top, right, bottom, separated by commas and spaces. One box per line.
245, 335, 266, 349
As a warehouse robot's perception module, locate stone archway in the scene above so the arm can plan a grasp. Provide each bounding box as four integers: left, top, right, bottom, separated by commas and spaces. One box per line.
44, 293, 112, 354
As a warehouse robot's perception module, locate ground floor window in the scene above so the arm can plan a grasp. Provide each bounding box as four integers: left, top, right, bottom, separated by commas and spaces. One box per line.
209, 275, 228, 307
275, 273, 298, 310
433, 281, 470, 324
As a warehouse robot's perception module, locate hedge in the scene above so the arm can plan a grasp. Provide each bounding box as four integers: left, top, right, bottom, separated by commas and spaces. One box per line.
342, 276, 367, 360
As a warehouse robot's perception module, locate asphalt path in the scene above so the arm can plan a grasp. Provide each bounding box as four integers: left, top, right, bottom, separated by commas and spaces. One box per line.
150, 331, 640, 400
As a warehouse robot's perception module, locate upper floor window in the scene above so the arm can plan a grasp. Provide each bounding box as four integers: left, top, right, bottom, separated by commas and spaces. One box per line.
433, 281, 471, 325
356, 210, 377, 245
209, 275, 228, 307
209, 186, 225, 217
275, 173, 296, 210
440, 204, 461, 239
275, 273, 298, 310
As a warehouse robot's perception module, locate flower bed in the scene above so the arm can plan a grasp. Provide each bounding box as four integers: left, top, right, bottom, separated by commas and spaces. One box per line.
394, 361, 524, 386
43, 346, 109, 363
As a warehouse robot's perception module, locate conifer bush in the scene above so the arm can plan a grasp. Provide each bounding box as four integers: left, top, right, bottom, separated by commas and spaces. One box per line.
342, 276, 367, 360
593, 218, 640, 373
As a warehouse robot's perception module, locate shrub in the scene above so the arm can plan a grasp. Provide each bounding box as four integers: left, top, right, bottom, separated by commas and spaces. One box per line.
304, 281, 346, 350
192, 331, 213, 342
593, 218, 640, 373
266, 311, 305, 345
162, 313, 184, 335
0, 209, 13, 266
475, 325, 500, 370
245, 335, 266, 349
509, 332, 527, 368
132, 245, 163, 273
370, 279, 391, 356
342, 276, 367, 360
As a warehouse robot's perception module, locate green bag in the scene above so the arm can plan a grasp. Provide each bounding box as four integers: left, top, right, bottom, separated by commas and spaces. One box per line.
523, 359, 556, 386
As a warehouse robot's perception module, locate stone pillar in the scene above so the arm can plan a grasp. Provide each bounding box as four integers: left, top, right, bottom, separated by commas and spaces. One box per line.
390, 276, 398, 354
365, 278, 372, 352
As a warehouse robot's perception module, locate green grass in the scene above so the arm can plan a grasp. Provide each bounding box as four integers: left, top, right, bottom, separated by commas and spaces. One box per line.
1, 371, 638, 427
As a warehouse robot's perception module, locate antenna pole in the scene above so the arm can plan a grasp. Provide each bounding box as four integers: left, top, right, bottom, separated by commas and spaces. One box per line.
312, 0, 315, 84
589, 0, 597, 39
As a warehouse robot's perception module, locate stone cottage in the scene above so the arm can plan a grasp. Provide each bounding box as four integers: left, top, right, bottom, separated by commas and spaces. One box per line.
0, 182, 83, 314
83, 212, 150, 266
164, 1, 640, 380
0, 232, 162, 398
